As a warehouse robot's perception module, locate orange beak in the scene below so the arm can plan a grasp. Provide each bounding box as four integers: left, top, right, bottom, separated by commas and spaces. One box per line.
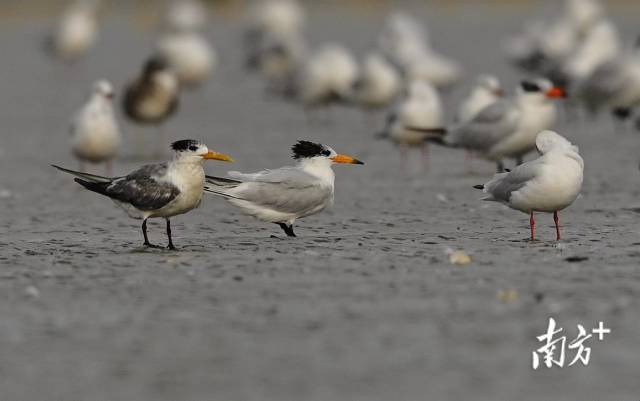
331, 154, 364, 165
202, 151, 234, 162
545, 87, 566, 98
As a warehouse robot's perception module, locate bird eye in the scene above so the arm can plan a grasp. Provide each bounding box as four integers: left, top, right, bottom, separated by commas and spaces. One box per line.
188, 145, 198, 151
322, 150, 331, 156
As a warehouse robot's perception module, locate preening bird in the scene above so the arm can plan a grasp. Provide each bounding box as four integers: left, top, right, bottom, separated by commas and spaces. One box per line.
70, 80, 121, 174
123, 56, 180, 126
473, 130, 583, 241
53, 140, 233, 249
204, 141, 363, 237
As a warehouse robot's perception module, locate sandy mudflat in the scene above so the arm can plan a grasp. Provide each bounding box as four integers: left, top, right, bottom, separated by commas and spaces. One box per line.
1, 2, 640, 400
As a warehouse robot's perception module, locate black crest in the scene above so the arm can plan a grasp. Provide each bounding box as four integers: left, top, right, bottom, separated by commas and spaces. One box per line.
521, 80, 541, 92
292, 141, 329, 159
171, 139, 200, 152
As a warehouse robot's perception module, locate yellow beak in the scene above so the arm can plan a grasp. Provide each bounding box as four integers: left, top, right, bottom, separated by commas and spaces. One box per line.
202, 151, 234, 162
330, 154, 364, 165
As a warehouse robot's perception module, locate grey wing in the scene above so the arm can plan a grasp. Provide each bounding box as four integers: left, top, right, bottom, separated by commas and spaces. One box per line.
484, 159, 541, 202
105, 163, 179, 210
230, 168, 332, 214
579, 61, 626, 109
448, 100, 519, 151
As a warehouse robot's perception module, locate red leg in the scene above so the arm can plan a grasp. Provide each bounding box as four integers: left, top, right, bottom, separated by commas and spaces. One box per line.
420, 143, 429, 170
464, 150, 472, 174
554, 211, 560, 240
529, 211, 535, 241
399, 144, 408, 175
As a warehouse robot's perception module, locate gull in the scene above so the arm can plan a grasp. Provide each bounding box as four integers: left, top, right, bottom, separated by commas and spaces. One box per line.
455, 74, 503, 124
156, 29, 217, 89
407, 79, 565, 172
53, 140, 233, 249
377, 80, 443, 170
473, 130, 583, 241
70, 79, 121, 174
245, 0, 305, 44
576, 46, 640, 125
351, 52, 402, 112
298, 44, 359, 109
204, 141, 363, 237
46, 0, 100, 61
376, 11, 461, 88
377, 11, 429, 71
161, 0, 208, 33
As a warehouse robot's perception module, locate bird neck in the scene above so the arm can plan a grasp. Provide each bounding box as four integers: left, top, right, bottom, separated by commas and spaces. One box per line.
298, 158, 335, 185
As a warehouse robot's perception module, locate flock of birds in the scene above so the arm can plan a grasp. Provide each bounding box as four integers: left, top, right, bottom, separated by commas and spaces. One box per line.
45, 0, 638, 248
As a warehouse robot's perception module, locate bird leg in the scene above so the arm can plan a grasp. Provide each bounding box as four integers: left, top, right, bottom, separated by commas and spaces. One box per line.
529, 211, 535, 241
399, 143, 409, 175
142, 218, 162, 248
464, 150, 473, 174
166, 218, 176, 250
277, 223, 297, 237
553, 211, 561, 241
105, 160, 113, 177
496, 160, 505, 173
420, 143, 430, 170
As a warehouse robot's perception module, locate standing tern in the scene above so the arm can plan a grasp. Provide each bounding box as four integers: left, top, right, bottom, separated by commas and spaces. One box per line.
204, 141, 363, 237
70, 79, 121, 174
473, 130, 583, 241
53, 140, 233, 249
377, 80, 443, 170
407, 79, 565, 172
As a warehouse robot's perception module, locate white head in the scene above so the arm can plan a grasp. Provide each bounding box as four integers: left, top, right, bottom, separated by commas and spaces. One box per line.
170, 139, 233, 163
476, 74, 503, 96
92, 79, 114, 100
535, 130, 579, 154
291, 140, 364, 167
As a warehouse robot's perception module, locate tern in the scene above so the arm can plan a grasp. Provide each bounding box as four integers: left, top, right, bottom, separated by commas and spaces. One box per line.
53, 140, 233, 249
46, 0, 100, 62
70, 79, 121, 174
407, 79, 565, 172
473, 130, 583, 241
204, 141, 363, 237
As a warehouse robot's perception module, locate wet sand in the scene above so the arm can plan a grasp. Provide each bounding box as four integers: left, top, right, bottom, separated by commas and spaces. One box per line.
1, 3, 640, 400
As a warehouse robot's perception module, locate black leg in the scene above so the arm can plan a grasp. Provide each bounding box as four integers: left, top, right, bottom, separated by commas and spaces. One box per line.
277, 223, 297, 237
166, 219, 176, 250
496, 160, 505, 173
515, 156, 524, 166
142, 218, 162, 248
